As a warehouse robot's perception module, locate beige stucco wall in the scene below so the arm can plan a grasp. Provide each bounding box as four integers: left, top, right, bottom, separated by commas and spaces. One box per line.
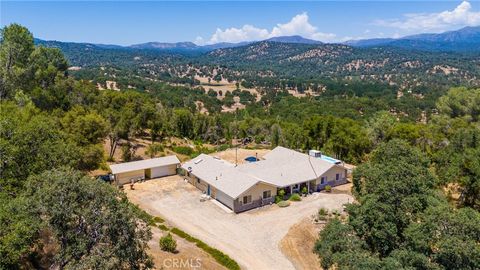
185, 173, 209, 193
115, 169, 145, 185
237, 182, 277, 202
315, 165, 347, 185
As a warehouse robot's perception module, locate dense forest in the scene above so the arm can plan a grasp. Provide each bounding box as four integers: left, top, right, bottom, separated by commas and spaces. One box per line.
1, 24, 479, 269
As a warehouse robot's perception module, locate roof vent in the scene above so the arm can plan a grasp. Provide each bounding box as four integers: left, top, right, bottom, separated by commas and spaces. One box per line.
194, 158, 203, 164
309, 150, 322, 158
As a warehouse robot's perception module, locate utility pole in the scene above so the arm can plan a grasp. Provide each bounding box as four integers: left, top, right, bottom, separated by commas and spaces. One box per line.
234, 108, 238, 166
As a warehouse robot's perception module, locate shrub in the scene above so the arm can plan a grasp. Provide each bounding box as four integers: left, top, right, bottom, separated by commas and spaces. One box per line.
159, 233, 177, 253
146, 143, 164, 158
158, 224, 169, 231
278, 201, 291, 208
170, 227, 195, 242
121, 143, 136, 162
289, 193, 302, 201
170, 227, 240, 270
131, 205, 155, 225
324, 185, 332, 192
173, 146, 193, 156
301, 186, 308, 195
318, 208, 328, 216
275, 195, 283, 204
278, 189, 286, 198
317, 208, 329, 221
152, 216, 164, 223
217, 144, 230, 152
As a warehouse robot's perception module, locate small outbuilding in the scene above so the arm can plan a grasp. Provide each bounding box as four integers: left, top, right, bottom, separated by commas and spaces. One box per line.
110, 155, 180, 186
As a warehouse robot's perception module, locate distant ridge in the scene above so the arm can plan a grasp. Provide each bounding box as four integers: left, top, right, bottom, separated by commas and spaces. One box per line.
35, 26, 480, 53
265, 35, 322, 44
344, 26, 480, 52
130, 41, 197, 49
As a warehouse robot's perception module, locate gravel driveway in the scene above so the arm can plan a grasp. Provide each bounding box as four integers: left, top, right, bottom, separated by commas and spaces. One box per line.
125, 176, 353, 270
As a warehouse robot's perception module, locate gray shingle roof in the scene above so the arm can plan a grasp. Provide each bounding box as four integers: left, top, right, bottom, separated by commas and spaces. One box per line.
110, 155, 180, 174
181, 147, 342, 198
181, 154, 264, 199
237, 146, 335, 187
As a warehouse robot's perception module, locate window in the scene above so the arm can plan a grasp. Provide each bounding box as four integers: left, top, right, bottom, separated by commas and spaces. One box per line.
197, 178, 200, 184
293, 184, 299, 189
263, 190, 271, 199
336, 174, 340, 181
243, 195, 252, 204
321, 177, 326, 184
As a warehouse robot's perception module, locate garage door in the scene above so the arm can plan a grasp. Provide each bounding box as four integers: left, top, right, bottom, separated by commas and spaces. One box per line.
215, 189, 234, 210
150, 164, 177, 178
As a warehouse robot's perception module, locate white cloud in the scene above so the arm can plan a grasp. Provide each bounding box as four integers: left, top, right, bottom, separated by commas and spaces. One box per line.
375, 1, 480, 32
208, 25, 269, 44
198, 12, 336, 44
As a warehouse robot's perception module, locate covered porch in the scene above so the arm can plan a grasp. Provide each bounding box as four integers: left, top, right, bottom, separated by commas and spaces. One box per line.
279, 180, 316, 198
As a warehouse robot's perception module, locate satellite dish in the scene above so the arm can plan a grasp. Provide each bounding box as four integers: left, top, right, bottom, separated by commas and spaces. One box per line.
188, 167, 192, 172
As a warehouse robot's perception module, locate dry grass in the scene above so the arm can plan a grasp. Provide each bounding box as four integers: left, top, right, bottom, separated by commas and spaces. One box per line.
279, 218, 322, 270
148, 226, 226, 270
210, 148, 271, 165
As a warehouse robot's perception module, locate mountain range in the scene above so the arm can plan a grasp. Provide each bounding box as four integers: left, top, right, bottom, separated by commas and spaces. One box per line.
127, 35, 321, 51
35, 26, 480, 53
344, 26, 480, 52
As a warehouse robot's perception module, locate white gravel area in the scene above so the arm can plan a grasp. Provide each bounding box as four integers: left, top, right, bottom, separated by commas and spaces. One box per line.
125, 175, 353, 270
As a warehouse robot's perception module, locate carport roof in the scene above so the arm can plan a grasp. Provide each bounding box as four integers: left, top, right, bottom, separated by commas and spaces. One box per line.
110, 155, 180, 174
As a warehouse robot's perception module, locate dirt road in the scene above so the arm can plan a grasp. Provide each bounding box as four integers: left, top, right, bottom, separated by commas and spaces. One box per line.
126, 176, 353, 270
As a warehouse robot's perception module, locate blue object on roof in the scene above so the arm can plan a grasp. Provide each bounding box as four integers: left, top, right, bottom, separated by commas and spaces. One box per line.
244, 156, 258, 162
321, 155, 341, 164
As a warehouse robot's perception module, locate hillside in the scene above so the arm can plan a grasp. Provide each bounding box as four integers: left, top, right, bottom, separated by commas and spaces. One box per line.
199, 41, 480, 89
346, 26, 480, 52
38, 37, 480, 90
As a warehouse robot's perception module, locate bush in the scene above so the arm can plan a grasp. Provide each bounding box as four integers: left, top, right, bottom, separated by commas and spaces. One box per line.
317, 208, 329, 221
278, 189, 285, 198
158, 224, 169, 231
159, 233, 177, 253
173, 146, 194, 156
275, 195, 283, 204
318, 208, 328, 216
278, 201, 291, 207
289, 193, 302, 201
146, 143, 164, 158
152, 216, 164, 223
324, 185, 332, 192
301, 186, 308, 195
121, 143, 134, 162
170, 227, 240, 270
131, 204, 155, 226
217, 144, 230, 152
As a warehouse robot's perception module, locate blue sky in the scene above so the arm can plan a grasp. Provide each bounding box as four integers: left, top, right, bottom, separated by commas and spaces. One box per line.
1, 1, 480, 45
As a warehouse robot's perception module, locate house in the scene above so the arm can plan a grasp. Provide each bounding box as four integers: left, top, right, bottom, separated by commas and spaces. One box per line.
110, 155, 180, 186
181, 146, 348, 213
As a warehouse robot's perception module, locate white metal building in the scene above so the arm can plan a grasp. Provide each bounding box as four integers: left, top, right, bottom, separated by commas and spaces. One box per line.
110, 155, 180, 185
